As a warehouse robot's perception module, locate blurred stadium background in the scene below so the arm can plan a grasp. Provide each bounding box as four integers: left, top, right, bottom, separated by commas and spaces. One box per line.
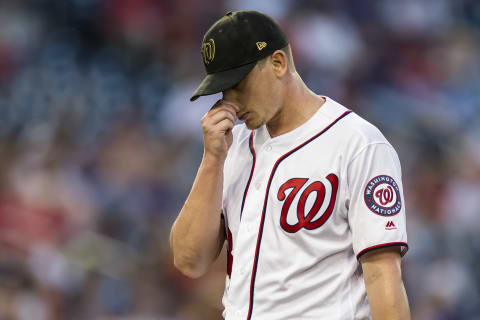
0, 0, 479, 319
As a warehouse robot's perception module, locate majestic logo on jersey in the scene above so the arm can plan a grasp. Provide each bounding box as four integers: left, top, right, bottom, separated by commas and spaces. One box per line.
277, 174, 339, 233
385, 221, 397, 230
364, 175, 401, 216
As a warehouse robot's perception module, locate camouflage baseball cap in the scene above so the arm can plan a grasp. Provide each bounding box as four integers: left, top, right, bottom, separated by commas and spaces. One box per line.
190, 10, 289, 101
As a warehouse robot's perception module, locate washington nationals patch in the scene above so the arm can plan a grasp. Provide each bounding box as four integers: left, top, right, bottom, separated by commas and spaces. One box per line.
364, 175, 402, 216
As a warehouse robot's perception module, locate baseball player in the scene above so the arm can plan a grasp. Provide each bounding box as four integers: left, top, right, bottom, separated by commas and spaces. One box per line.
170, 10, 410, 320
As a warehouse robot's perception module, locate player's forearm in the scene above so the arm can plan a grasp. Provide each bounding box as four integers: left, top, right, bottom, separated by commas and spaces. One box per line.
170, 154, 225, 278
368, 279, 410, 320
362, 250, 411, 320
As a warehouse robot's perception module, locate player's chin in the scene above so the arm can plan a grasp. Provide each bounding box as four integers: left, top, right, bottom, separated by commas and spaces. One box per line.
244, 118, 262, 130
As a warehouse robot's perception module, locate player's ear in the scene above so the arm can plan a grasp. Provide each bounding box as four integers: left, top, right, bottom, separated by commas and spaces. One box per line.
270, 50, 287, 77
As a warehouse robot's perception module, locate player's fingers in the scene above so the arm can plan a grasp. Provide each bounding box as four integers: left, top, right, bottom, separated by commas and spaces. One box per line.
206, 109, 237, 123
210, 99, 240, 111
209, 100, 239, 116
203, 107, 237, 127
207, 109, 236, 126
214, 118, 235, 133
209, 99, 224, 111
219, 100, 240, 113
208, 116, 235, 134
208, 104, 238, 120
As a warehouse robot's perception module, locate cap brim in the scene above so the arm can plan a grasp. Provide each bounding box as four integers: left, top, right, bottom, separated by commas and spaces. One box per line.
190, 62, 256, 101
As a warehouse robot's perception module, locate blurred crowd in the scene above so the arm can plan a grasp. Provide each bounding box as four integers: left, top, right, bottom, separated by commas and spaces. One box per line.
0, 0, 479, 319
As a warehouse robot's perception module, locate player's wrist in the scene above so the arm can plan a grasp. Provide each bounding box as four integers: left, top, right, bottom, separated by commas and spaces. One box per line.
202, 152, 227, 168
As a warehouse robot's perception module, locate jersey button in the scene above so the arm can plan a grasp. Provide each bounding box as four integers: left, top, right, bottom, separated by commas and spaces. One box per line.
255, 181, 261, 189
265, 145, 272, 152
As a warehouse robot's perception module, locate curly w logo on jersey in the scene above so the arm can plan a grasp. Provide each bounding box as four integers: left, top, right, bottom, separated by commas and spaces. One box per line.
364, 175, 402, 216
277, 174, 339, 233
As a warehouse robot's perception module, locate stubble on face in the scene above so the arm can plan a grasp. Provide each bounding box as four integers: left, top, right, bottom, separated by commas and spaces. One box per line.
244, 116, 262, 130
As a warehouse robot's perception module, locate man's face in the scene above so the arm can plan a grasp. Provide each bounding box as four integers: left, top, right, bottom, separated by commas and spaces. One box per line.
222, 58, 283, 130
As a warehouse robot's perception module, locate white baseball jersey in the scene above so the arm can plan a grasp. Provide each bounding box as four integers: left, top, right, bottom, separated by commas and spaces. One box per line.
221, 96, 408, 320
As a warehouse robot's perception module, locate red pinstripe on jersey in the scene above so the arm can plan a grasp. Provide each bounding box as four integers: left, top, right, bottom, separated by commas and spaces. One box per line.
240, 131, 256, 220
226, 227, 234, 277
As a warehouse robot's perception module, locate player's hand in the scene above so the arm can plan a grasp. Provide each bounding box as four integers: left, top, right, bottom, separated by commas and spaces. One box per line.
201, 99, 239, 161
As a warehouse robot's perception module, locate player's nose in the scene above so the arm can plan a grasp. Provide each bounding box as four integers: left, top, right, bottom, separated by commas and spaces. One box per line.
222, 91, 240, 112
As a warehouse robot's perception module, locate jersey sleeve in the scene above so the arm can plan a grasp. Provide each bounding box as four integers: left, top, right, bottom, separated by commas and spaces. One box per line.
346, 142, 408, 260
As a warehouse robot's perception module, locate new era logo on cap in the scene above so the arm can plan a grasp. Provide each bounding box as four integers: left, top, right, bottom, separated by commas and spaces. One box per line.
256, 42, 267, 50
